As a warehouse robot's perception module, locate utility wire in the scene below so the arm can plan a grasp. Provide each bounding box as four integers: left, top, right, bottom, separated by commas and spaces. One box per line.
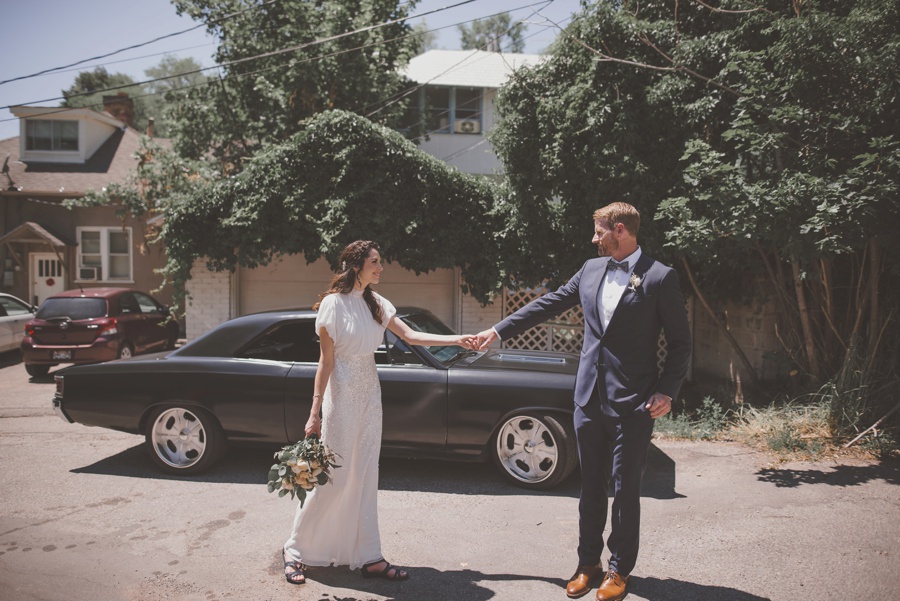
0, 0, 549, 124
2, 0, 482, 109
0, 0, 277, 86
0, 11, 492, 124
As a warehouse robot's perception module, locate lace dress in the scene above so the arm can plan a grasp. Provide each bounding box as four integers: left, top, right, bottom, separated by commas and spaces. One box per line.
283, 289, 395, 569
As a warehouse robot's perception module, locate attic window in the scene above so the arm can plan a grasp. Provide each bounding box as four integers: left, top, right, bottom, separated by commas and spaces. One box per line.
25, 119, 79, 151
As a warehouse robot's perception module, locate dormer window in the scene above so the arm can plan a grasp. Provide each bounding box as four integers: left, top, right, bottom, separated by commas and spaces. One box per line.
25, 119, 79, 151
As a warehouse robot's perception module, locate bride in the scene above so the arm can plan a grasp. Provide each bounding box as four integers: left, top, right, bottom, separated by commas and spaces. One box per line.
282, 240, 474, 584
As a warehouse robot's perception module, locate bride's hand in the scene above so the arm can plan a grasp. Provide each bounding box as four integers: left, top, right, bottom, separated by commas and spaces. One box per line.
305, 414, 322, 438
457, 335, 477, 349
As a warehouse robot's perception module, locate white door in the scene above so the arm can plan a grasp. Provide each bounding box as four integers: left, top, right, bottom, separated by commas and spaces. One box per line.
30, 253, 66, 307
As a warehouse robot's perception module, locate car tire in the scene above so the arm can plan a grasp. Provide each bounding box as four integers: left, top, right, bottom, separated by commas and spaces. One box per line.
118, 342, 134, 359
144, 405, 226, 475
492, 412, 577, 490
24, 364, 50, 378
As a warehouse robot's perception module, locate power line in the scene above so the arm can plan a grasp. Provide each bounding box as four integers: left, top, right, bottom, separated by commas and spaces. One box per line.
362, 1, 554, 122
2, 0, 483, 110
0, 0, 551, 124
0, 1, 277, 86
16, 42, 216, 81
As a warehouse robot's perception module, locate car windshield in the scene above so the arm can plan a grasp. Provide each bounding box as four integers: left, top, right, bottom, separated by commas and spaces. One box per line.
399, 312, 463, 363
36, 298, 107, 321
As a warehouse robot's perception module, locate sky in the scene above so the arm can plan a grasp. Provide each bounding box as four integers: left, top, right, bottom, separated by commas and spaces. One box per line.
0, 0, 582, 141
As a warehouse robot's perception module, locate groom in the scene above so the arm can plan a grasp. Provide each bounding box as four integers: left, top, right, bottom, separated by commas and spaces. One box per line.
476, 202, 691, 600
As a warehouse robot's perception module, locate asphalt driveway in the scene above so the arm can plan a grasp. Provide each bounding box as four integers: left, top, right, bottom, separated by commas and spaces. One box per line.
0, 351, 898, 601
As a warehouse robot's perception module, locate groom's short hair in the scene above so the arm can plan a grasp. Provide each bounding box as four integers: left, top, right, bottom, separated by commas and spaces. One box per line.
594, 202, 640, 237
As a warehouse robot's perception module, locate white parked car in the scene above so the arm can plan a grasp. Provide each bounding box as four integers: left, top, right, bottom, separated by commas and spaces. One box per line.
0, 293, 35, 353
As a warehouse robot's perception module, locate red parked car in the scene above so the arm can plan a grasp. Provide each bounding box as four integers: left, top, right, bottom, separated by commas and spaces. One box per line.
21, 288, 178, 378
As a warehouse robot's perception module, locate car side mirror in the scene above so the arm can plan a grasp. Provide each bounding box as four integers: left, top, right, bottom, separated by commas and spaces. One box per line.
161, 305, 171, 315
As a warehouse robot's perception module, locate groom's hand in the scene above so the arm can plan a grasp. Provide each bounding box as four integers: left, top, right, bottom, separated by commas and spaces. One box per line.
474, 328, 498, 350
646, 393, 672, 419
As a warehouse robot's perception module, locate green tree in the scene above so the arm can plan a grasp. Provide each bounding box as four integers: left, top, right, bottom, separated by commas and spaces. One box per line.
411, 20, 438, 54
161, 110, 502, 307
458, 12, 527, 52
61, 66, 150, 129
491, 1, 900, 431
169, 0, 422, 169
142, 55, 208, 137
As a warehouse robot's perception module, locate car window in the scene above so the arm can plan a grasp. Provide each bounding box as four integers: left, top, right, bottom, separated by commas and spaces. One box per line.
0, 297, 32, 317
119, 293, 141, 314
238, 321, 320, 363
383, 330, 424, 366
36, 298, 107, 320
133, 292, 161, 314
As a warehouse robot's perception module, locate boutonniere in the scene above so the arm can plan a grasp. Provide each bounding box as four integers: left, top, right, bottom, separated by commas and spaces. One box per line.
628, 273, 643, 292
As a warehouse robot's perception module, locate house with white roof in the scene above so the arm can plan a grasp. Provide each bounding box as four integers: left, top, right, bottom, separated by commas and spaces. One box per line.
400, 49, 543, 176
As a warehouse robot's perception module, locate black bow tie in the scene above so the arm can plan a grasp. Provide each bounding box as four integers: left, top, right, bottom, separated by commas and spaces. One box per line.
607, 259, 629, 272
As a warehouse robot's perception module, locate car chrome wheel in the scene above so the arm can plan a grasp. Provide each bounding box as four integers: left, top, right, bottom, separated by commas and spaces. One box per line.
118, 343, 134, 359
495, 414, 567, 485
150, 408, 209, 469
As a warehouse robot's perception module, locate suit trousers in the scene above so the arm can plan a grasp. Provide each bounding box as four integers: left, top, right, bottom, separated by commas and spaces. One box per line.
574, 390, 654, 575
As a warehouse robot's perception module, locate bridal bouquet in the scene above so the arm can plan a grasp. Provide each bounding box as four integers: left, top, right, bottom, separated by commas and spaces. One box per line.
267, 436, 340, 506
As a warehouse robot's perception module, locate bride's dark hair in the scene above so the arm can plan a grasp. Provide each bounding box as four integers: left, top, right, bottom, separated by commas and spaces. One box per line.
313, 240, 383, 325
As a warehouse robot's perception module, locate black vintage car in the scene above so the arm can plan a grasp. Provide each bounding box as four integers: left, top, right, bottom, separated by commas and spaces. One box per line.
53, 308, 580, 489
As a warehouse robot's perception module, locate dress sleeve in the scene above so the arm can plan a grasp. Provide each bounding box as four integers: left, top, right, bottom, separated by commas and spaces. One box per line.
375, 293, 396, 328
315, 294, 338, 342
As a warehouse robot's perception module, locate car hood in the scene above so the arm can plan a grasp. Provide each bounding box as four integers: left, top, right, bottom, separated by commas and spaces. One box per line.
460, 348, 579, 375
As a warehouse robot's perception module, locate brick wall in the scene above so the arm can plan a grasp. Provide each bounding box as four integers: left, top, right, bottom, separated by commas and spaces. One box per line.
185, 259, 232, 340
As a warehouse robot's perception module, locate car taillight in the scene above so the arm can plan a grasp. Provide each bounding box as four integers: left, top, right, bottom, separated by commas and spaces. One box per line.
25, 324, 36, 337
98, 318, 118, 336
55, 375, 64, 397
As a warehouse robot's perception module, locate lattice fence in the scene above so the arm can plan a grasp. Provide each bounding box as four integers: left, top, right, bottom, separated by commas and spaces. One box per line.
503, 284, 669, 373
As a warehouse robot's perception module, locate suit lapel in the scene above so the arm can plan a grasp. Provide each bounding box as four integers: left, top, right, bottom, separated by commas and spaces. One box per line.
584, 258, 608, 337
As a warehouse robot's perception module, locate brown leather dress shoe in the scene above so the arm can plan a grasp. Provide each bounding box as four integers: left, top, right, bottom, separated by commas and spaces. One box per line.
595, 570, 629, 601
566, 564, 603, 599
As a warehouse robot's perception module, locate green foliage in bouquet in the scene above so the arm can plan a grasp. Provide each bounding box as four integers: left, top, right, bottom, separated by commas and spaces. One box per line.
267, 437, 340, 506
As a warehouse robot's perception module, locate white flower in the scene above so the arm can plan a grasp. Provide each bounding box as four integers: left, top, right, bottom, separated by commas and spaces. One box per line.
629, 273, 643, 291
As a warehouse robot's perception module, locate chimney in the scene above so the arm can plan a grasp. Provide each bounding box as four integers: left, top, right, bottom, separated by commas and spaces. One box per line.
103, 92, 135, 128
146, 117, 155, 137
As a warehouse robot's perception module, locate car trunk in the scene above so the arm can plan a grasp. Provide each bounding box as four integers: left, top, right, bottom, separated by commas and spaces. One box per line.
32, 298, 109, 345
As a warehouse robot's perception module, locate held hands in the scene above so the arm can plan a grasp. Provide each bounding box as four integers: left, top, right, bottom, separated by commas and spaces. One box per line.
456, 335, 478, 349
305, 413, 322, 438
474, 328, 498, 351
646, 393, 673, 419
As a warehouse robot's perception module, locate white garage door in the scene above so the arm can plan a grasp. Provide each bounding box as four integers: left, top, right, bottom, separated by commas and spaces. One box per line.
239, 255, 459, 331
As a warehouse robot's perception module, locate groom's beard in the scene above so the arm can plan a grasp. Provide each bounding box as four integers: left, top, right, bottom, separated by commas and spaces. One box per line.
596, 237, 618, 257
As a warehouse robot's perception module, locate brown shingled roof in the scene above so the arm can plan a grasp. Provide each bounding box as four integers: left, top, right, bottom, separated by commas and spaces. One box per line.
0, 126, 170, 196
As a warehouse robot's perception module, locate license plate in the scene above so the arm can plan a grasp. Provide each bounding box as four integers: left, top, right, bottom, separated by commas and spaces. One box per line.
52, 350, 72, 360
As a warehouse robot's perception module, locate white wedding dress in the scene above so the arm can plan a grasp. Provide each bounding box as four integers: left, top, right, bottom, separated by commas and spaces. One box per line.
283, 289, 395, 569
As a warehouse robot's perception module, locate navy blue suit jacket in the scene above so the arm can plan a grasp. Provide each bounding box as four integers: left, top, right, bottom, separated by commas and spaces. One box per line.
495, 254, 692, 417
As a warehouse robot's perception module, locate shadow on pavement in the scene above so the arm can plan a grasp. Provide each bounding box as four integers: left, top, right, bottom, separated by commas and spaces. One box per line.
756, 460, 900, 488
283, 564, 567, 601
0, 350, 23, 369
72, 443, 684, 499
630, 576, 771, 600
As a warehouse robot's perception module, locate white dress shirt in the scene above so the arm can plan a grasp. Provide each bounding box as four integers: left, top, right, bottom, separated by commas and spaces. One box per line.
599, 247, 642, 331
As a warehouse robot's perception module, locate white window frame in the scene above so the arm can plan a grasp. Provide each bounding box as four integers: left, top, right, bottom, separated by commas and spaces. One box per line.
75, 227, 134, 283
